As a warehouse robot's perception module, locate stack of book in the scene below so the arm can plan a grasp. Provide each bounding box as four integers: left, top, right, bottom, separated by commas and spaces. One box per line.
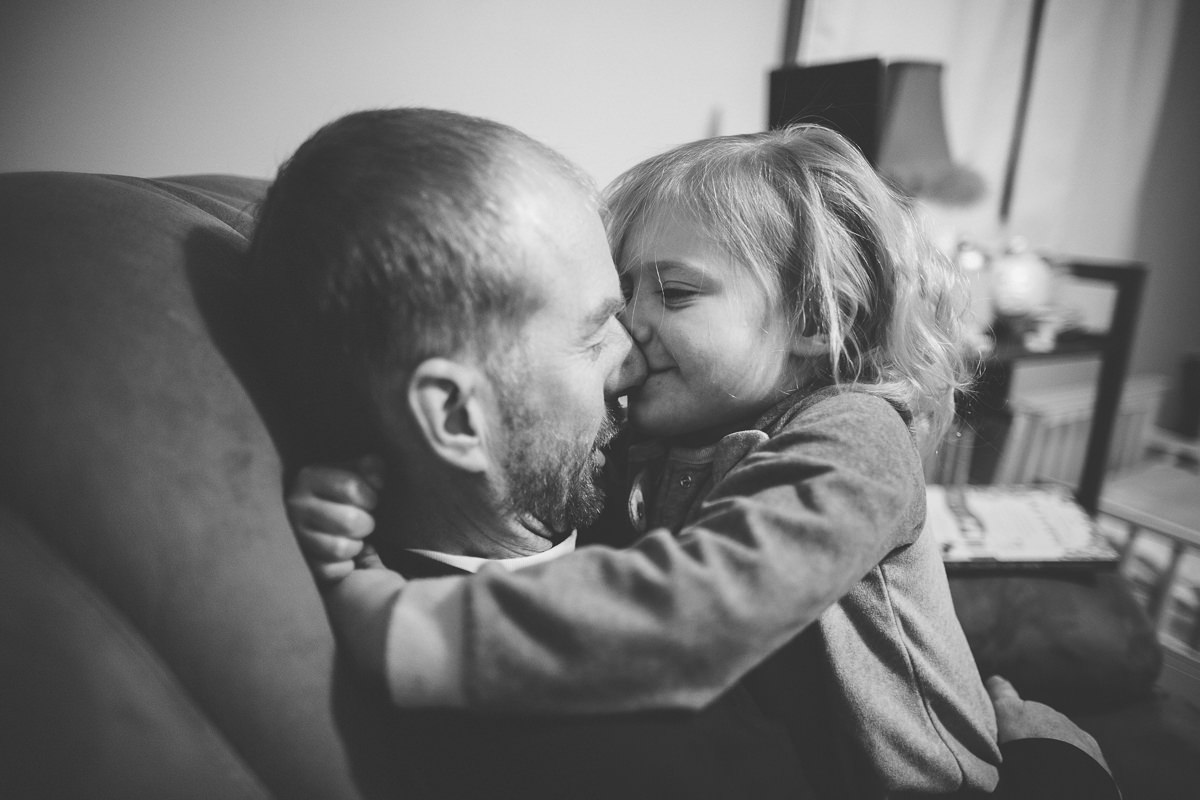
925, 484, 1119, 569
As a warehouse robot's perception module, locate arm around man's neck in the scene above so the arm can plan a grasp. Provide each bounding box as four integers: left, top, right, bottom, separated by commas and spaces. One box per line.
324, 569, 408, 692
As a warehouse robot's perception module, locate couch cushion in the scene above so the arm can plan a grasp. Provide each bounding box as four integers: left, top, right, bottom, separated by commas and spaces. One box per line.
1073, 689, 1200, 800
0, 508, 270, 798
950, 570, 1163, 712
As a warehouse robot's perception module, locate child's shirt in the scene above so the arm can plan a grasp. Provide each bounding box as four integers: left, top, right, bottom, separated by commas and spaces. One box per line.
372, 388, 999, 793
621, 387, 1000, 796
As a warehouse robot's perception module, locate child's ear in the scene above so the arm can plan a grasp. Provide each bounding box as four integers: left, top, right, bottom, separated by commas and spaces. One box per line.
406, 358, 492, 474
791, 333, 829, 358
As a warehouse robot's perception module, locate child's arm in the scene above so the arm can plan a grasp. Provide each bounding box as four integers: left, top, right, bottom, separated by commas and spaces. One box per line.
401, 393, 920, 712
294, 394, 923, 713
287, 458, 405, 679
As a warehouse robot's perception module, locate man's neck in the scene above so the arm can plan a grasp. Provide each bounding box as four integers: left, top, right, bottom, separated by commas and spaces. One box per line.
378, 481, 557, 559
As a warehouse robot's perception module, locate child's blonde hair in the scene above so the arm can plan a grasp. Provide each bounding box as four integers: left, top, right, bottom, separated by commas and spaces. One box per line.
604, 124, 971, 444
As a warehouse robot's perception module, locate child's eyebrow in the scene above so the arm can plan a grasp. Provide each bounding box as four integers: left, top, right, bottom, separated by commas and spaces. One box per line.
637, 259, 704, 279
633, 259, 714, 291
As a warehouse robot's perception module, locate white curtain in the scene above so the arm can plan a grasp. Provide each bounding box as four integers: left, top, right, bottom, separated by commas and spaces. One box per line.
798, 0, 1180, 260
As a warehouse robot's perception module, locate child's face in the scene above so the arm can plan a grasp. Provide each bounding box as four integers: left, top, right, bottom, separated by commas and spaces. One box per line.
619, 205, 797, 441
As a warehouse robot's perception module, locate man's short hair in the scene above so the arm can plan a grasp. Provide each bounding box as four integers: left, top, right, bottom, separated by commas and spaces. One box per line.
248, 108, 594, 459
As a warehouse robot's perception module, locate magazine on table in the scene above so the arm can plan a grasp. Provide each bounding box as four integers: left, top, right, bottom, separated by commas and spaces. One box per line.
925, 484, 1120, 569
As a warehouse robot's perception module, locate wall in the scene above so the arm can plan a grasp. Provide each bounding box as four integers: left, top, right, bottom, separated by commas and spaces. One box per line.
1128, 0, 1200, 432
800, 0, 1198, 430
3, 0, 1197, 428
0, 0, 783, 187
801, 0, 1179, 258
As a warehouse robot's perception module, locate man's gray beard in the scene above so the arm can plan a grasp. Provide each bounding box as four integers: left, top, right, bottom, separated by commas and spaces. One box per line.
494, 388, 618, 535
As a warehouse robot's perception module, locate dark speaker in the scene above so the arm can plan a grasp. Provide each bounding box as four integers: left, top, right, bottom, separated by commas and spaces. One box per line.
768, 58, 888, 163
768, 59, 983, 205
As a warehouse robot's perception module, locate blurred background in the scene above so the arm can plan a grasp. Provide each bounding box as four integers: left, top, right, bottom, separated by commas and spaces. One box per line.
1, 0, 1196, 432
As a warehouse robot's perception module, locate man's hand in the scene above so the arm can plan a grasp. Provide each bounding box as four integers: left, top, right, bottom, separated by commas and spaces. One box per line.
287, 455, 385, 582
987, 675, 1111, 774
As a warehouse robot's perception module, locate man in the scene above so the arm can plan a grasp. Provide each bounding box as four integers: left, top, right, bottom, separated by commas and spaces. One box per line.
252, 107, 812, 799
262, 108, 1117, 799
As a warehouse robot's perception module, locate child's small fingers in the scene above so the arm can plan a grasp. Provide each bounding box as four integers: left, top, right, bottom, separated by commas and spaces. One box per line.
290, 465, 344, 500
311, 559, 355, 583
289, 498, 375, 538
292, 465, 378, 509
337, 470, 379, 510
355, 542, 385, 570
355, 455, 387, 493
297, 528, 365, 562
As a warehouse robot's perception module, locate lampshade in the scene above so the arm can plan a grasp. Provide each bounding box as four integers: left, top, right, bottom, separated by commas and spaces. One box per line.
876, 61, 985, 205
769, 58, 984, 205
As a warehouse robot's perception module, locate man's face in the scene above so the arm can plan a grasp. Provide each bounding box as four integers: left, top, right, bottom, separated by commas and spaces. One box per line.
492, 364, 619, 535
488, 171, 643, 533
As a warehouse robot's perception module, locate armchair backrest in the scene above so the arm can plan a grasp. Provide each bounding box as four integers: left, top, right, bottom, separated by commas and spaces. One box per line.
0, 173, 406, 798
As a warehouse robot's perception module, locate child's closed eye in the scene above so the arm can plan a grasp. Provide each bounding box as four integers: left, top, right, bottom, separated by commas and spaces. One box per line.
659, 285, 699, 308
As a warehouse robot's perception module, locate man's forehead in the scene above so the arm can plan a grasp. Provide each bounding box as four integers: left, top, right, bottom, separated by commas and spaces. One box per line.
503, 174, 584, 245
507, 176, 613, 270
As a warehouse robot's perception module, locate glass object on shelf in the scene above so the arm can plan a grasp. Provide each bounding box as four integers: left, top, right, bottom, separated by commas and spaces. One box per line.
991, 237, 1054, 318
989, 237, 1064, 352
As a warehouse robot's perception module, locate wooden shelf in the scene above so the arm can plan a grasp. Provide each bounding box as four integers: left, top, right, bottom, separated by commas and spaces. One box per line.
958, 261, 1147, 515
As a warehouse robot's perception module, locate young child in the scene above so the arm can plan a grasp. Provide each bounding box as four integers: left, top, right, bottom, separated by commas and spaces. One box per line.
292, 125, 1000, 796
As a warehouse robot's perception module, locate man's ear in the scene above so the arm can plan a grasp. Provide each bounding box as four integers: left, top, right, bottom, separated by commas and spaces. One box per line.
405, 358, 493, 474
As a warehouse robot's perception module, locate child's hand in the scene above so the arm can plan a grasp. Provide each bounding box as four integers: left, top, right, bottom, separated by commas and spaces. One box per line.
287, 455, 385, 583
987, 675, 1110, 773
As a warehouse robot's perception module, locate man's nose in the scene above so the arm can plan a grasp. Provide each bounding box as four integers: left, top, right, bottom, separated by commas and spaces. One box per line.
605, 323, 647, 399
617, 297, 651, 345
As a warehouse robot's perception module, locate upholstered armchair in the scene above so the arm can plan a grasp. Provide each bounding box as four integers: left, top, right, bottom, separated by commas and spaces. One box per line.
2, 171, 1199, 798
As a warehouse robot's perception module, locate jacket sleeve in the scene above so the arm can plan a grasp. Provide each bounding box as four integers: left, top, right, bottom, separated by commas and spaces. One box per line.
992, 738, 1121, 800
382, 393, 926, 712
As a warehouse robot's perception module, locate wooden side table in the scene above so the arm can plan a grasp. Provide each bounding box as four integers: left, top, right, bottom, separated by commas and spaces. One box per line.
1102, 454, 1200, 645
